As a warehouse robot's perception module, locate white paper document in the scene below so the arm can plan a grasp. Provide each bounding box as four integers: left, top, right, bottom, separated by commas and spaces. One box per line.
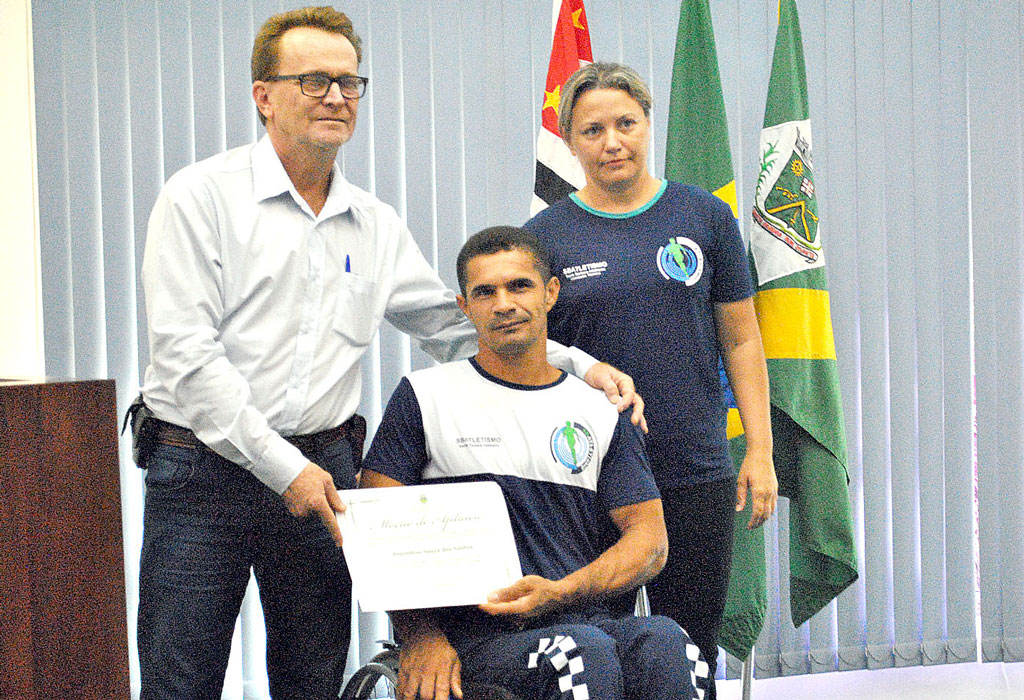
337, 481, 523, 612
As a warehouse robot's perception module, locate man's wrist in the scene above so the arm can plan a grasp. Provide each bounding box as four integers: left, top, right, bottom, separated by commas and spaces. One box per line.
553, 574, 586, 608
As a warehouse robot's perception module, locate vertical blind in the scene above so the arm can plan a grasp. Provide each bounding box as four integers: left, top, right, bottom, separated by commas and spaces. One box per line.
970, 0, 1024, 666
31, 0, 1023, 696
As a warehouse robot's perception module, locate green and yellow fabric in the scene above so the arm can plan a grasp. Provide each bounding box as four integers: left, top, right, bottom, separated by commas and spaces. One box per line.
665, 0, 858, 662
748, 0, 858, 640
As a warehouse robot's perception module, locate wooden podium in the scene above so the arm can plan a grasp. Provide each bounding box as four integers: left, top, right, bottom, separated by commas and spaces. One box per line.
0, 378, 130, 700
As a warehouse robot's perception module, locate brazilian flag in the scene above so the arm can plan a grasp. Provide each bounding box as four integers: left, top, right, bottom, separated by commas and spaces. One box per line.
665, 0, 737, 216
663, 0, 767, 662
749, 0, 858, 635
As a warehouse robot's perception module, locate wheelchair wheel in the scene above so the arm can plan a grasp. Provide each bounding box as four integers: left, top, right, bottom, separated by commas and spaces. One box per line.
339, 646, 399, 700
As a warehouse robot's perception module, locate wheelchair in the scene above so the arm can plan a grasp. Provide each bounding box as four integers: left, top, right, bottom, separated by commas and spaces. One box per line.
338, 589, 651, 700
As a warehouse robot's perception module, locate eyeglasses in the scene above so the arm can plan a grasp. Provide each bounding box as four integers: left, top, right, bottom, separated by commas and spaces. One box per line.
266, 72, 369, 99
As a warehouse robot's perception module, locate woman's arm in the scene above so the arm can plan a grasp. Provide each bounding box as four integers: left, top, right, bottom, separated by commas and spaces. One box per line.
715, 297, 778, 529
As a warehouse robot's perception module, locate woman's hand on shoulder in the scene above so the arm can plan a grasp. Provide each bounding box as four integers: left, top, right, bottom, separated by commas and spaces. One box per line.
583, 362, 648, 433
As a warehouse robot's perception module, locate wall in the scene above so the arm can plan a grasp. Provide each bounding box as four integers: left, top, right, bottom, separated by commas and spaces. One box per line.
0, 0, 43, 378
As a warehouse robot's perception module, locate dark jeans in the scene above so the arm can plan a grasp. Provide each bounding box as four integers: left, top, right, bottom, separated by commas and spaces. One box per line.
645, 477, 736, 700
455, 613, 709, 700
137, 437, 356, 700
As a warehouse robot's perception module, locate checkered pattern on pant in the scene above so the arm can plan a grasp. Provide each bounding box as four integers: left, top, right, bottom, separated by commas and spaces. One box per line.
453, 613, 705, 700
529, 635, 589, 700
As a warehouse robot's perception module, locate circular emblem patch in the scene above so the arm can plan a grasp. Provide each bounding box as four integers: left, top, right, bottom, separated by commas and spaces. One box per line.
656, 236, 704, 285
549, 421, 595, 475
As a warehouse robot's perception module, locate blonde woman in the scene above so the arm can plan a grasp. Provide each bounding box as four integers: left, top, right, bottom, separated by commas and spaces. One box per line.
525, 62, 777, 700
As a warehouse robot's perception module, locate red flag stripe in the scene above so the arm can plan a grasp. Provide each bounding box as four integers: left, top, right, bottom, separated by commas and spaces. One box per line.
532, 0, 593, 215
540, 0, 593, 137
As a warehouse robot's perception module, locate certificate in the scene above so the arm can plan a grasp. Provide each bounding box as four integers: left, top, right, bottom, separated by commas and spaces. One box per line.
337, 481, 523, 612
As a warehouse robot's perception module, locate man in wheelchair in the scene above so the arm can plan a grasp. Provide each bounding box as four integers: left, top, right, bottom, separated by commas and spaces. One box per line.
359, 226, 710, 700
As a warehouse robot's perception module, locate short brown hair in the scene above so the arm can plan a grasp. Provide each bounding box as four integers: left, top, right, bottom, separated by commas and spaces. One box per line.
251, 6, 363, 124
558, 62, 652, 143
456, 226, 553, 296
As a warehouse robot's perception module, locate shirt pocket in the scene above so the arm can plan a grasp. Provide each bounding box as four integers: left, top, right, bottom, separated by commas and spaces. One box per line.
332, 273, 381, 346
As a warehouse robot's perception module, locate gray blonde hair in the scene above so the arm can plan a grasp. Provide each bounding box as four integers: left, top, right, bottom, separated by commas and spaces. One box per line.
251, 6, 362, 125
558, 62, 653, 142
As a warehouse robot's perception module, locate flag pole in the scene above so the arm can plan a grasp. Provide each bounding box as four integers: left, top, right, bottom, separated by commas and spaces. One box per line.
741, 646, 754, 700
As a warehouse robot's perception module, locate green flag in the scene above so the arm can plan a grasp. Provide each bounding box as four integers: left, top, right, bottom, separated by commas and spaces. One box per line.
665, 0, 737, 215
664, 0, 768, 662
750, 0, 858, 631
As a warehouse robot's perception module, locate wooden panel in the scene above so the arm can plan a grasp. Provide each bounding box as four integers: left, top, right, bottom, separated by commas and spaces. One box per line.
0, 379, 129, 700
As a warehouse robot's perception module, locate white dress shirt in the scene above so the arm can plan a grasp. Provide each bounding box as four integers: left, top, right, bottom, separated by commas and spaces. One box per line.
141, 136, 593, 494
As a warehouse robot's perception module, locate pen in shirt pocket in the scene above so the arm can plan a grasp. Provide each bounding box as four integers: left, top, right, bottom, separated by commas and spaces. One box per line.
345, 254, 351, 273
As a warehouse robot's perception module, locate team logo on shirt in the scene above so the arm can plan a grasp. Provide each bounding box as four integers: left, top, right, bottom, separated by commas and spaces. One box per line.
656, 236, 704, 285
549, 421, 595, 475
562, 261, 608, 281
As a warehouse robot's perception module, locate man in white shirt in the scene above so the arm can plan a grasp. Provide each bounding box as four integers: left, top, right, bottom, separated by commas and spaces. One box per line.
136, 7, 641, 700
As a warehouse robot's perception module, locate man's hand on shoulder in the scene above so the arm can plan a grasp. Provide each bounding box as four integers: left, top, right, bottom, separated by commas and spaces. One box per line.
478, 575, 571, 623
282, 462, 345, 546
583, 362, 648, 433
398, 630, 463, 700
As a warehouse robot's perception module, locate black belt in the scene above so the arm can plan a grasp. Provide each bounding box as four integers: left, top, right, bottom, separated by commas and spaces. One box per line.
152, 415, 366, 463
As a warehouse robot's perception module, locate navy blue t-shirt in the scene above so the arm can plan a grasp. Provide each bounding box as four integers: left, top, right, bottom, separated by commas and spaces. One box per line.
363, 358, 659, 640
525, 181, 754, 488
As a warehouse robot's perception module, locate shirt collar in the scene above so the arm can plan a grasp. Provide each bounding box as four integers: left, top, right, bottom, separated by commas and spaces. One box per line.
251, 135, 353, 219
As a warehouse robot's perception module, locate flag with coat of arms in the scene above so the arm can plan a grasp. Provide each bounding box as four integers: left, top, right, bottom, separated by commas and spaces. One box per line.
531, 0, 593, 216
749, 0, 858, 636
664, 0, 858, 662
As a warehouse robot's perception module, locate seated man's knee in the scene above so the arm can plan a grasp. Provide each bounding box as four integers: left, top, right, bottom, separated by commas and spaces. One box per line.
646, 614, 696, 645
532, 624, 623, 700
611, 615, 710, 699
645, 615, 708, 671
